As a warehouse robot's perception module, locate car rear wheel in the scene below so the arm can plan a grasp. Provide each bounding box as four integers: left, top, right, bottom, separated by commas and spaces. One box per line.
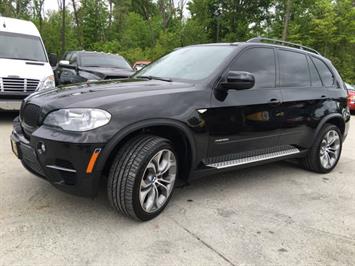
302, 124, 342, 173
108, 135, 177, 221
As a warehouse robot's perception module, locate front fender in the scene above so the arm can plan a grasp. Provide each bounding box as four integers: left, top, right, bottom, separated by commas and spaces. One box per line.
94, 118, 199, 173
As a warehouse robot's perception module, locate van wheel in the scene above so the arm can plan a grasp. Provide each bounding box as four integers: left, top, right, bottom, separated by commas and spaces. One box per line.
302, 124, 342, 173
108, 135, 177, 221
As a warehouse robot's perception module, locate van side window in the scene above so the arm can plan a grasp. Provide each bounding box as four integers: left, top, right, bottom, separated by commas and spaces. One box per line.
279, 50, 310, 87
312, 57, 335, 87
307, 56, 322, 87
70, 54, 78, 65
231, 47, 275, 88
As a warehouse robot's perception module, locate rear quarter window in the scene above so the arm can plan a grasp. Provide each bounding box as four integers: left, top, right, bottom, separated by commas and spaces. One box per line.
312, 57, 335, 87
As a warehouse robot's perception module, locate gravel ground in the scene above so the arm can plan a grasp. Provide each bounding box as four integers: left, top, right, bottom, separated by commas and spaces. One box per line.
1, 112, 355, 266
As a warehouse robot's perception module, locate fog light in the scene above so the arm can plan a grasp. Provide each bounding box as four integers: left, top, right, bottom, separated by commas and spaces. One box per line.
37, 142, 46, 154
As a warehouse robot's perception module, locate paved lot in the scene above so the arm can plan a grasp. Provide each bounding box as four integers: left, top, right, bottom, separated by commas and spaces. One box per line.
1, 112, 355, 266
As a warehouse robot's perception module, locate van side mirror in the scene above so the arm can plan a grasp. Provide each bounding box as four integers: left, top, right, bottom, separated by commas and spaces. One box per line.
48, 53, 58, 67
221, 71, 255, 90
59, 60, 70, 66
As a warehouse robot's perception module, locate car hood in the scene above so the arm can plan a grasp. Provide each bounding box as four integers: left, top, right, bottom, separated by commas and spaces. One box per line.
25, 79, 196, 114
79, 66, 134, 78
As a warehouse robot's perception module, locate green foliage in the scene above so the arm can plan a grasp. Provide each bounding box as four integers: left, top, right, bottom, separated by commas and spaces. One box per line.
81, 0, 109, 48
1, 0, 354, 82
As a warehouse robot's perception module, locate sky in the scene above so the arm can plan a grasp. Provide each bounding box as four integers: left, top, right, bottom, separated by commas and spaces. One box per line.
43, 0, 60, 12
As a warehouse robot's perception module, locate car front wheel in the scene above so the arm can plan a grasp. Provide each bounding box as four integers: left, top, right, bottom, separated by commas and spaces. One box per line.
108, 135, 178, 221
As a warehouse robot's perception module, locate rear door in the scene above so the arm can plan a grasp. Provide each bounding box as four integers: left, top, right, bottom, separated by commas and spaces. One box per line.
206, 46, 283, 157
277, 49, 328, 148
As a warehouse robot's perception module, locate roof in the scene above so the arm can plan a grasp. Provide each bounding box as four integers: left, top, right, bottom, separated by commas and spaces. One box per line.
0, 16, 40, 37
186, 37, 321, 56
68, 50, 123, 57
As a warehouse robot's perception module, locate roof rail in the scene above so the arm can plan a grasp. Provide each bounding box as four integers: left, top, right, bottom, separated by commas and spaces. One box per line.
247, 37, 321, 55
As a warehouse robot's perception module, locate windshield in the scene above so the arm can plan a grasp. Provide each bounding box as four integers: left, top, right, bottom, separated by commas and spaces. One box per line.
80, 54, 132, 70
0, 32, 47, 62
135, 46, 236, 81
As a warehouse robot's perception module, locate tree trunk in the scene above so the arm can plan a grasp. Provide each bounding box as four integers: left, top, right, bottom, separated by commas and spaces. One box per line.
39, 0, 44, 33
61, 0, 66, 56
71, 0, 81, 46
16, 0, 20, 17
282, 0, 292, 41
108, 0, 113, 27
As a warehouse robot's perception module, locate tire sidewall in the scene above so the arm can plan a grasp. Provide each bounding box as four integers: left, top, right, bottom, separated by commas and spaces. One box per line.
132, 141, 178, 221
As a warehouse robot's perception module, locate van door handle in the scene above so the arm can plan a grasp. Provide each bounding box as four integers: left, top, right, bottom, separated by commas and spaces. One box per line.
321, 95, 327, 98
269, 98, 281, 105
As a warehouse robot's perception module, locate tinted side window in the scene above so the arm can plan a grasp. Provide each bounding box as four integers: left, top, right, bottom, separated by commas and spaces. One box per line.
231, 47, 275, 88
307, 56, 322, 87
70, 54, 77, 65
279, 50, 310, 87
312, 57, 335, 87
64, 52, 72, 61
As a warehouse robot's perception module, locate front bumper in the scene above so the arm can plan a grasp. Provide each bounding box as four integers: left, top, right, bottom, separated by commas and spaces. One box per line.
11, 118, 105, 197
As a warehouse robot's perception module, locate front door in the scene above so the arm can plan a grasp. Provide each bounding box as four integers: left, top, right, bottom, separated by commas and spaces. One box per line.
206, 47, 283, 158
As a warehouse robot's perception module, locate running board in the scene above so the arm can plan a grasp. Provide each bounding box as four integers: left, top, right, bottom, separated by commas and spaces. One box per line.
204, 146, 301, 169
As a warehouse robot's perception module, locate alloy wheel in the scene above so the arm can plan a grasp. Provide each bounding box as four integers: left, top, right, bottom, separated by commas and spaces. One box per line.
319, 129, 341, 169
139, 149, 177, 213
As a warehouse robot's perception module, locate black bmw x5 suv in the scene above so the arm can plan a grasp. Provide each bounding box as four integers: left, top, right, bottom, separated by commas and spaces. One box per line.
11, 38, 350, 221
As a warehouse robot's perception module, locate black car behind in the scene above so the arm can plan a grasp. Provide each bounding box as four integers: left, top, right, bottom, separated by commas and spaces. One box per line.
55, 51, 134, 85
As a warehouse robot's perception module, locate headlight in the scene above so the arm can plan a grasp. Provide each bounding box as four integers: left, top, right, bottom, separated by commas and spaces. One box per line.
43, 109, 111, 131
37, 75, 55, 91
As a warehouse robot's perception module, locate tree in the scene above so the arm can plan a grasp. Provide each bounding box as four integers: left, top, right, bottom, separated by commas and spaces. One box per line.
81, 0, 109, 48
1, 0, 353, 82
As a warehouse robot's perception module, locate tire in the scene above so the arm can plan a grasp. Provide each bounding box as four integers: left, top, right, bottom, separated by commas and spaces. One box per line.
108, 135, 178, 221
302, 123, 342, 173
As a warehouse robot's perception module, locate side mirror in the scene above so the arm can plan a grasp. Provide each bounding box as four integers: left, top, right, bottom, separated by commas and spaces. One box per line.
221, 71, 255, 90
58, 60, 79, 72
48, 53, 58, 67
59, 60, 70, 66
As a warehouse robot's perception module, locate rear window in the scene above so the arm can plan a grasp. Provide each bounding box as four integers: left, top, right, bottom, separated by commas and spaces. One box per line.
312, 57, 335, 87
80, 53, 132, 70
278, 50, 310, 87
0, 32, 47, 62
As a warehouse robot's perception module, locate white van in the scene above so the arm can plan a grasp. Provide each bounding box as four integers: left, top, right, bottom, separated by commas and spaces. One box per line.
0, 16, 56, 110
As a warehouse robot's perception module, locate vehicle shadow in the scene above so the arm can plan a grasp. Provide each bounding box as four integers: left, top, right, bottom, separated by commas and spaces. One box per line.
0, 111, 19, 123
92, 159, 305, 218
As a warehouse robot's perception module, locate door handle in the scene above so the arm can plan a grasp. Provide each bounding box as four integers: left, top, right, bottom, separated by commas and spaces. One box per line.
321, 95, 327, 98
269, 98, 281, 105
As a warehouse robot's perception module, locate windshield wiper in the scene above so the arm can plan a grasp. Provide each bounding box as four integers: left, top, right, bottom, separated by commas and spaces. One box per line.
138, 75, 172, 82
2, 57, 40, 62
83, 65, 102, 67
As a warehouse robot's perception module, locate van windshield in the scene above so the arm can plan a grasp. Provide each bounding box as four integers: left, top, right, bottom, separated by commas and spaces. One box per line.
0, 32, 47, 62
